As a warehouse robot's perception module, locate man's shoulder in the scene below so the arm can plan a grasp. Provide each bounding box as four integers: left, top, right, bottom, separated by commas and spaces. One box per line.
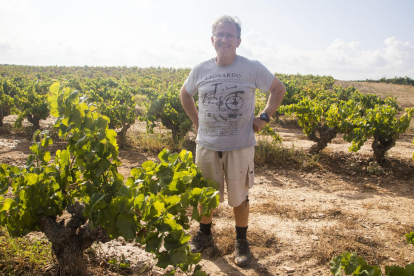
192, 58, 216, 70
237, 55, 262, 66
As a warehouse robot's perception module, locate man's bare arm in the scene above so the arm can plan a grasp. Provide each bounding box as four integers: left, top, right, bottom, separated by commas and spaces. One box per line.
253, 77, 286, 132
179, 85, 199, 132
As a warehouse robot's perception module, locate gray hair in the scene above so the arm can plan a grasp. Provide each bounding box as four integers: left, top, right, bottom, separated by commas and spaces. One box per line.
212, 15, 241, 38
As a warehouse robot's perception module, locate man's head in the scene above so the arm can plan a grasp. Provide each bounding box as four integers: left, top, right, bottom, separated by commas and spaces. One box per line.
212, 15, 241, 38
211, 15, 242, 62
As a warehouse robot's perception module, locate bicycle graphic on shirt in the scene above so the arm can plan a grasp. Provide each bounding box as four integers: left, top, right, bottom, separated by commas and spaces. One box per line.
201, 83, 244, 111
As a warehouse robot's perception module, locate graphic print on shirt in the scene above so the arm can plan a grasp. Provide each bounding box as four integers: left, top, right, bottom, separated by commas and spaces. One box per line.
200, 81, 246, 137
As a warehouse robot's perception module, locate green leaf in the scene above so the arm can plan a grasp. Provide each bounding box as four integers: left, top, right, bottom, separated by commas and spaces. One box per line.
49, 82, 60, 96
67, 90, 79, 105
191, 205, 200, 221
406, 232, 414, 245
0, 198, 14, 211
158, 148, 170, 162
153, 201, 165, 216
130, 167, 143, 178
359, 264, 381, 276
159, 217, 182, 232
145, 232, 162, 253
330, 254, 344, 276
404, 264, 414, 276
344, 252, 360, 274
180, 234, 191, 244
112, 196, 129, 213
116, 213, 137, 241
25, 173, 38, 185
170, 250, 187, 265
134, 194, 146, 210
21, 210, 36, 225
142, 160, 156, 172
43, 151, 51, 163
164, 232, 181, 251
187, 253, 202, 266
57, 149, 70, 168
97, 116, 109, 130
165, 195, 180, 208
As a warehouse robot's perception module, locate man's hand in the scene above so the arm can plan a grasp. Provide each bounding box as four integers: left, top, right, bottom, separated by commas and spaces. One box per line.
253, 116, 267, 132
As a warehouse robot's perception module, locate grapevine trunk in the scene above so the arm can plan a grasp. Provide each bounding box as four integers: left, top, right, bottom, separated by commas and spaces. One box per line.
52, 239, 88, 276
40, 205, 110, 276
27, 114, 41, 129
372, 135, 396, 163
307, 125, 337, 154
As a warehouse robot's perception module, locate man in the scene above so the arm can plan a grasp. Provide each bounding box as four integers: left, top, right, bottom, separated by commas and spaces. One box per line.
180, 15, 286, 267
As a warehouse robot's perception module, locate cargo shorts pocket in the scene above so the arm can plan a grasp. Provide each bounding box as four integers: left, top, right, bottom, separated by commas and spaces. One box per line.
246, 162, 254, 188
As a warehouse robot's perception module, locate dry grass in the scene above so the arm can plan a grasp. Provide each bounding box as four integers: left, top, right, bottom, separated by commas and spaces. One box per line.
387, 223, 414, 237
311, 226, 387, 265
251, 199, 343, 221
362, 202, 375, 209
377, 204, 392, 211
254, 138, 321, 170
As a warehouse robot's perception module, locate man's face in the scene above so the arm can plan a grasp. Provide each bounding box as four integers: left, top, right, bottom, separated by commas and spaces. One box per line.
211, 23, 241, 59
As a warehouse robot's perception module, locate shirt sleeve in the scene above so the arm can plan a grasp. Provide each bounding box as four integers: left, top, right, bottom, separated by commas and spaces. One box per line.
254, 61, 276, 93
183, 68, 198, 96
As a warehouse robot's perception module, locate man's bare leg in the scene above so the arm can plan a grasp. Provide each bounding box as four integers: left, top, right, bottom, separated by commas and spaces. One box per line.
234, 198, 249, 227
200, 210, 214, 224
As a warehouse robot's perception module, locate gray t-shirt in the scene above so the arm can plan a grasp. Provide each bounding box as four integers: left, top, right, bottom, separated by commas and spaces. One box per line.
184, 55, 275, 151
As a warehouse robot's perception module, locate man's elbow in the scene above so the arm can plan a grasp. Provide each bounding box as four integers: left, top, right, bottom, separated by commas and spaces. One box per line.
179, 86, 188, 102
271, 85, 286, 97
270, 78, 286, 95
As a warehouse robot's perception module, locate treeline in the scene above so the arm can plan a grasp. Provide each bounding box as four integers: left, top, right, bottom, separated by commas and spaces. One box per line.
363, 76, 414, 86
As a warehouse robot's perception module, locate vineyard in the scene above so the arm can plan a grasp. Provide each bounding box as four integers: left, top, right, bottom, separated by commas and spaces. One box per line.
0, 65, 413, 275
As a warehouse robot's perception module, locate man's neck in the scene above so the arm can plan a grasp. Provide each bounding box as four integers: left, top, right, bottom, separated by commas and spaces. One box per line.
215, 54, 237, 66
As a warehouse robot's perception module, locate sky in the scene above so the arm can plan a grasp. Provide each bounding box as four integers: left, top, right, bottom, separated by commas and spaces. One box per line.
1, 0, 413, 80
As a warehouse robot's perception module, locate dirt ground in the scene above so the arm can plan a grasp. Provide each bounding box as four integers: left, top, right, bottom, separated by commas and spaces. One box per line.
1, 82, 414, 276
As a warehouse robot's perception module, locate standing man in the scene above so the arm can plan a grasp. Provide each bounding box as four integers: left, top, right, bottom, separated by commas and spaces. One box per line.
180, 15, 286, 267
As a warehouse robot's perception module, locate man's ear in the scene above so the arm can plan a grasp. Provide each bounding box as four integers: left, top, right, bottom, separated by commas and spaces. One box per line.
237, 38, 241, 48
211, 36, 214, 45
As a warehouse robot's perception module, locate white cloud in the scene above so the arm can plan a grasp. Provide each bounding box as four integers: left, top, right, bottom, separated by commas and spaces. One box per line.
241, 32, 414, 80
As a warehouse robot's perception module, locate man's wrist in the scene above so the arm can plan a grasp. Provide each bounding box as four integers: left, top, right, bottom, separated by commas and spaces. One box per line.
259, 112, 270, 123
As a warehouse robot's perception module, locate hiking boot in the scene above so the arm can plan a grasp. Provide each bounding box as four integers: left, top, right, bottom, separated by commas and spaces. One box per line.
189, 231, 214, 253
234, 239, 251, 267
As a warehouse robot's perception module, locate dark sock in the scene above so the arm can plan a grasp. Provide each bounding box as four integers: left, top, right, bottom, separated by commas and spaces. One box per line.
236, 226, 248, 240
200, 222, 212, 235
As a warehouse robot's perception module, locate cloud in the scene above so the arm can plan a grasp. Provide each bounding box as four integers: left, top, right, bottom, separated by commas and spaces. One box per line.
241, 32, 414, 80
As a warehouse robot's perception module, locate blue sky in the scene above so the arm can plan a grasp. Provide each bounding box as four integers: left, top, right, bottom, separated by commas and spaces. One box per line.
1, 0, 413, 80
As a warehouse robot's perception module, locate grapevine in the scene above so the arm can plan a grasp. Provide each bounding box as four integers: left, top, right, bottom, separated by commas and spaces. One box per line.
0, 82, 219, 276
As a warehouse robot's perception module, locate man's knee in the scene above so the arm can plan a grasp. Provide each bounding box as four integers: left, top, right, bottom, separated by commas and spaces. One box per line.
234, 196, 249, 209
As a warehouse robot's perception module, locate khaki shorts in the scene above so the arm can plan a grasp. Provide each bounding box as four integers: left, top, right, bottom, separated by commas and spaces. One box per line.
195, 144, 255, 207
